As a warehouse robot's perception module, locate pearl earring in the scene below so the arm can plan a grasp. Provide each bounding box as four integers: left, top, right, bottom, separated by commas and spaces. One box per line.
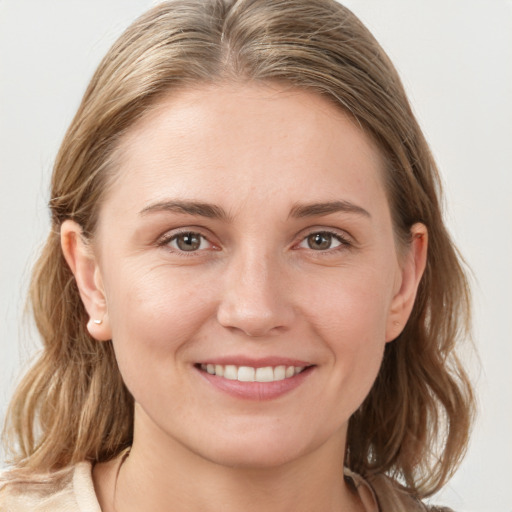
93, 319, 103, 325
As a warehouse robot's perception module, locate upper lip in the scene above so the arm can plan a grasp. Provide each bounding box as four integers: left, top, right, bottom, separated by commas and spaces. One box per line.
195, 356, 313, 368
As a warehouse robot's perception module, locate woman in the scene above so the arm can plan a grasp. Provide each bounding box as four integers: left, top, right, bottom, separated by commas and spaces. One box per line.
0, 1, 473, 511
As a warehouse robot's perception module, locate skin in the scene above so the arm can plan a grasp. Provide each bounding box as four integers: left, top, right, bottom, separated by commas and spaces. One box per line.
61, 83, 427, 512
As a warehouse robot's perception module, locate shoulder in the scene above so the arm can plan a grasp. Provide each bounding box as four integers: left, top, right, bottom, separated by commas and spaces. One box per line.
0, 462, 100, 512
346, 468, 455, 512
369, 473, 455, 512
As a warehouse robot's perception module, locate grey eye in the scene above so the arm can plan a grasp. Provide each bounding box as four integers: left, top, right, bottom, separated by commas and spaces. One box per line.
308, 233, 332, 250
301, 232, 343, 251
172, 233, 204, 251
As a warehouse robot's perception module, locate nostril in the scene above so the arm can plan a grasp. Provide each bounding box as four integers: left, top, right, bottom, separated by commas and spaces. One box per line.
220, 322, 286, 339
216, 268, 296, 337
217, 299, 294, 337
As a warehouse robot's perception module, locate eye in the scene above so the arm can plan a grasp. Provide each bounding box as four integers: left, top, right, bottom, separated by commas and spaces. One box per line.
166, 232, 212, 252
298, 231, 347, 251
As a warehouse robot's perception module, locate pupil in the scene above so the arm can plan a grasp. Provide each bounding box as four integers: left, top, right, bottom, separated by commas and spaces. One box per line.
177, 233, 200, 251
308, 233, 331, 250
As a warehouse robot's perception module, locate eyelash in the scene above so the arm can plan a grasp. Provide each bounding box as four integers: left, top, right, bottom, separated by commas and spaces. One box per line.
156, 229, 353, 256
157, 230, 216, 255
296, 230, 352, 254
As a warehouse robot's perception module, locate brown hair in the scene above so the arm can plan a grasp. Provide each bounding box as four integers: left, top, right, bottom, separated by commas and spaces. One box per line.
2, 0, 473, 498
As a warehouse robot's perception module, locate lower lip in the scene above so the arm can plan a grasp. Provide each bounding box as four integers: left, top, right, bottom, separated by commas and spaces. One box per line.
196, 366, 314, 401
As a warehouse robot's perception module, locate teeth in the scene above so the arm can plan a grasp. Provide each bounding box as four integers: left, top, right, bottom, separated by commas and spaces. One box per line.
238, 366, 255, 382
255, 366, 273, 382
274, 365, 286, 380
200, 363, 306, 382
224, 365, 238, 380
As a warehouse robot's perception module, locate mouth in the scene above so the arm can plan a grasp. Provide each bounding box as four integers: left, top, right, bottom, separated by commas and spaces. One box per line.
195, 361, 314, 400
198, 363, 307, 383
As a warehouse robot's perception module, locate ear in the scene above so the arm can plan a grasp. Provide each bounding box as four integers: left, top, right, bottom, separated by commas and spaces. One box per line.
60, 220, 112, 341
385, 223, 428, 342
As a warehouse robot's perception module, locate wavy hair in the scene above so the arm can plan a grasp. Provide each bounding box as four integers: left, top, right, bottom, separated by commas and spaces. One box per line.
2, 0, 473, 497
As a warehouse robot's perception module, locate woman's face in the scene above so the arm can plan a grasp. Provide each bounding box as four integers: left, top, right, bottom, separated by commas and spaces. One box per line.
69, 83, 425, 468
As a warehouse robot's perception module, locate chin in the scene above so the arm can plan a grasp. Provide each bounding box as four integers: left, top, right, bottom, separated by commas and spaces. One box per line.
184, 423, 333, 471
199, 441, 306, 470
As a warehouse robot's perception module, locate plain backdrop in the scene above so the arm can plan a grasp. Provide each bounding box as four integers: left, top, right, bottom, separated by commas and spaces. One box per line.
1, 1, 511, 511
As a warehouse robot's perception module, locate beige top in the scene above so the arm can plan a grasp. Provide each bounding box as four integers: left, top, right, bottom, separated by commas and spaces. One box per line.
0, 462, 448, 512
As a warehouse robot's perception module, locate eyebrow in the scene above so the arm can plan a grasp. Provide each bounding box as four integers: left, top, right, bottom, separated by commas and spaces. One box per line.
289, 200, 371, 219
140, 200, 230, 220
139, 199, 370, 221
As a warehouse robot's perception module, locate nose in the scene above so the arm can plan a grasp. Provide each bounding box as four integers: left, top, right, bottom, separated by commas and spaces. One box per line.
216, 249, 295, 337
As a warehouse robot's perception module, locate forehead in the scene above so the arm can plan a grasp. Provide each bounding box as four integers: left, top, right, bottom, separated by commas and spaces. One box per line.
103, 82, 387, 218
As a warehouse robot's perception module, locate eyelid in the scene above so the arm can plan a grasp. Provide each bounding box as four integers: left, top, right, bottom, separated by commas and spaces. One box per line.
154, 225, 354, 255
156, 227, 219, 253
294, 227, 354, 251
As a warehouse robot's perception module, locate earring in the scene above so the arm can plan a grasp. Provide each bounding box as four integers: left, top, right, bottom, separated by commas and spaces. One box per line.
93, 319, 103, 325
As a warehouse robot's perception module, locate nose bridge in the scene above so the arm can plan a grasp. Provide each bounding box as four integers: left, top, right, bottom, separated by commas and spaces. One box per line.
216, 243, 293, 337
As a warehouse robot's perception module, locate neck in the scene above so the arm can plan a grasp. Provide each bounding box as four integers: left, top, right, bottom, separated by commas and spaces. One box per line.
109, 411, 361, 512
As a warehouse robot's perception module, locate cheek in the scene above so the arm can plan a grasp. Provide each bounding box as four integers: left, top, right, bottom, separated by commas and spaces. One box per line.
297, 266, 393, 404
301, 264, 395, 342
103, 262, 217, 390
315, 312, 387, 424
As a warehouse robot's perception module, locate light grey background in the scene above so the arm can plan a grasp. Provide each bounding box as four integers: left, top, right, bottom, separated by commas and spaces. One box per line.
1, 1, 511, 511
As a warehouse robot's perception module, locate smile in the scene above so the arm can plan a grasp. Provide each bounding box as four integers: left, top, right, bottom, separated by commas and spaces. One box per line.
196, 360, 314, 400
199, 364, 306, 383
